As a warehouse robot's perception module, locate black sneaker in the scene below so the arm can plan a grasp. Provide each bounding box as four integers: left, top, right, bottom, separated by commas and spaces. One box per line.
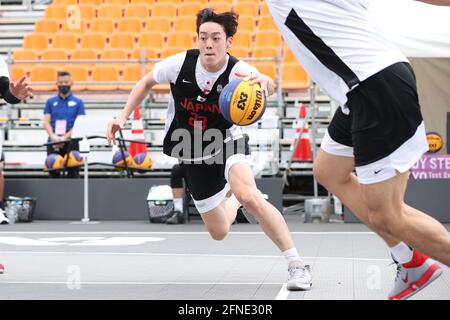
166, 210, 186, 225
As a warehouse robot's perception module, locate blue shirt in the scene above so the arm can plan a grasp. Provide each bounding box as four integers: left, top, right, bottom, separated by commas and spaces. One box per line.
44, 94, 86, 134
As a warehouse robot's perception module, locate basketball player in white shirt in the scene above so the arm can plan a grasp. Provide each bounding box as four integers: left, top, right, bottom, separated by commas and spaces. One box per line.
266, 0, 450, 299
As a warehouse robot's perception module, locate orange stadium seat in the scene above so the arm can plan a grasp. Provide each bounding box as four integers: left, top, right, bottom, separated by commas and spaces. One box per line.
138, 32, 165, 52
120, 64, 144, 90
232, 31, 253, 48
167, 32, 194, 48
34, 19, 60, 34
208, 2, 232, 13
131, 48, 158, 60
183, 0, 208, 4
254, 30, 282, 48
238, 15, 256, 33
53, 0, 77, 5
70, 49, 98, 68
252, 46, 279, 59
144, 17, 171, 33
12, 49, 38, 69
78, 5, 96, 20
129, 0, 155, 4
89, 19, 115, 34
80, 33, 107, 50
234, 2, 260, 17
252, 62, 277, 80
13, 49, 38, 61
62, 66, 89, 91
258, 15, 278, 31
118, 18, 144, 33
41, 49, 69, 63
214, 0, 234, 5
228, 46, 249, 59
282, 62, 310, 90
89, 66, 119, 91
109, 33, 136, 49
30, 66, 58, 91
178, 3, 201, 17
41, 49, 69, 70
160, 47, 185, 59
158, 0, 182, 4
104, 0, 129, 5
99, 48, 129, 70
97, 5, 123, 19
124, 4, 151, 19
51, 34, 78, 50
173, 17, 197, 34
11, 65, 27, 81
23, 33, 49, 50
151, 3, 177, 19
260, 2, 271, 16
79, 0, 102, 4
158, 0, 183, 6
45, 5, 68, 20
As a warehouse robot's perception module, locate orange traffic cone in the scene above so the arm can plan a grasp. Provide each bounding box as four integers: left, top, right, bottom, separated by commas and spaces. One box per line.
292, 104, 313, 161
129, 107, 147, 157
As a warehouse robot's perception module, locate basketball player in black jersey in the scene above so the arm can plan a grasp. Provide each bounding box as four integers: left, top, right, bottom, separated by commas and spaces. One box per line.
108, 9, 312, 291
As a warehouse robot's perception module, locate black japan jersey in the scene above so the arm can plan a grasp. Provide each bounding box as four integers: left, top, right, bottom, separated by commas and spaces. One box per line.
163, 49, 239, 160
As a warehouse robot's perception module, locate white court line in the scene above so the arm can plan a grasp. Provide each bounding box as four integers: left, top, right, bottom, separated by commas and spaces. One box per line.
0, 281, 286, 286
275, 284, 289, 300
0, 250, 392, 262
0, 231, 377, 235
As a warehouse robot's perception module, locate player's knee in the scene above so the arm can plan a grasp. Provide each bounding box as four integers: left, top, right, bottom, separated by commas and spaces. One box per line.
313, 162, 349, 187
208, 226, 229, 241
235, 188, 263, 215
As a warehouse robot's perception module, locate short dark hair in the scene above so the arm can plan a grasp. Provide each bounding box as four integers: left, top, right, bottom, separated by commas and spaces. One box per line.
196, 8, 238, 38
57, 71, 71, 78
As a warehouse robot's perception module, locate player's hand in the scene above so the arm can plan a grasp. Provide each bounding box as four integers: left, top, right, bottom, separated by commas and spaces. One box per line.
10, 76, 33, 100
234, 72, 271, 97
107, 117, 125, 145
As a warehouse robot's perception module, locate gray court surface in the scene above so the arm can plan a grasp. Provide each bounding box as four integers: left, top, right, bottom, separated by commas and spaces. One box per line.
1, 217, 449, 300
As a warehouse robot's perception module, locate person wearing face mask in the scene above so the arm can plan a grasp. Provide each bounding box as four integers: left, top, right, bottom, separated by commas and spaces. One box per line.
43, 71, 86, 178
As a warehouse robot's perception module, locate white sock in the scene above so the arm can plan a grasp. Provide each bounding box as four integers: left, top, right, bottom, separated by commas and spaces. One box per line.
282, 247, 303, 266
390, 242, 413, 264
173, 198, 183, 212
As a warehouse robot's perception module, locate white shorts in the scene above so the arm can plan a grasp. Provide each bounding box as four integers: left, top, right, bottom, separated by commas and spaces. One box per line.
321, 122, 428, 184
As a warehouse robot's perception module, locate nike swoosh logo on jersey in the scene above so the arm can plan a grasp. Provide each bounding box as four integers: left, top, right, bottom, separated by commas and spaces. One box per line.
182, 79, 192, 84
374, 169, 384, 174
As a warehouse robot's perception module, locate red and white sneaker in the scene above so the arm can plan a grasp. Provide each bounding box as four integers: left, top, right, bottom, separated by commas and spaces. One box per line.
388, 250, 443, 300
0, 263, 4, 274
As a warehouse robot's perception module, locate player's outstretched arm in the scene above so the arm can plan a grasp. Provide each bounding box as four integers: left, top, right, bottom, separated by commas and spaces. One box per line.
107, 70, 158, 145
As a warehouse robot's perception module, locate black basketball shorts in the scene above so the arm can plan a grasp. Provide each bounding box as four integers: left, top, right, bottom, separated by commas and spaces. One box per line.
180, 135, 250, 214
322, 62, 428, 184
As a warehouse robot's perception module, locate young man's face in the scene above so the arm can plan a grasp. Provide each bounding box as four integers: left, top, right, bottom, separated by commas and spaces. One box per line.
198, 22, 232, 71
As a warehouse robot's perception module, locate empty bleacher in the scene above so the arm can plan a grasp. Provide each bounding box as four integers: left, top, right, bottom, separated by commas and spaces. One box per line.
0, 0, 333, 180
